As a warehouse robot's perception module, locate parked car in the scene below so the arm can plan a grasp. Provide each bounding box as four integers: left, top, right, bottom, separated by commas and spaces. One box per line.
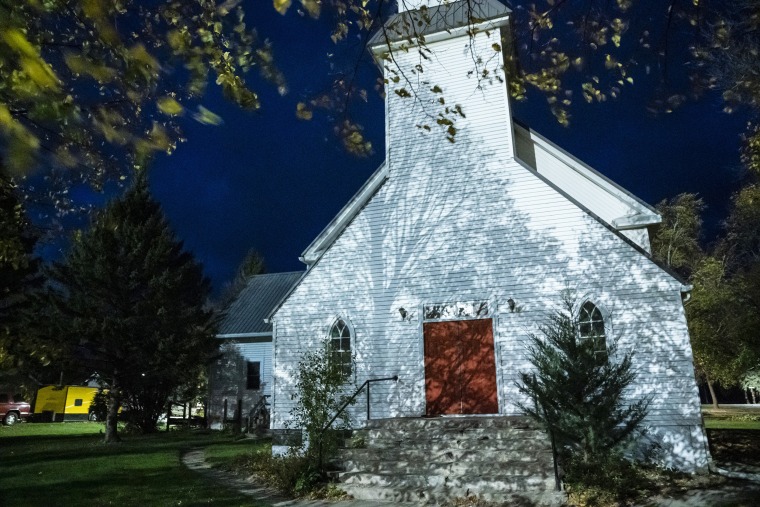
0, 392, 32, 425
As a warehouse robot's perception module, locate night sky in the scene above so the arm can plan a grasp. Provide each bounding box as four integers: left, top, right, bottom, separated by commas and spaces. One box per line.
144, 4, 748, 297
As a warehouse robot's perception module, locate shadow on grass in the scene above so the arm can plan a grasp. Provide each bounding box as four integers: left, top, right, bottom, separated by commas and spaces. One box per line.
0, 429, 264, 507
708, 429, 760, 466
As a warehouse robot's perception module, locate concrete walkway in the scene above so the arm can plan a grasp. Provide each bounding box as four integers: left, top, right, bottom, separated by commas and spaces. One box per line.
181, 448, 395, 506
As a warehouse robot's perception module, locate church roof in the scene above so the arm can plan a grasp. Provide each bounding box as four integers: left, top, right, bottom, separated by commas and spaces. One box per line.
368, 0, 511, 48
217, 271, 303, 337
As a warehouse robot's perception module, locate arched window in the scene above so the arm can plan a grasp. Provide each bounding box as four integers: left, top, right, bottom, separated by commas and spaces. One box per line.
578, 301, 607, 360
329, 318, 352, 376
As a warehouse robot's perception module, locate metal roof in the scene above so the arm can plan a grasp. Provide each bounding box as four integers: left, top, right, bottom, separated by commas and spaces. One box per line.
217, 271, 303, 336
368, 0, 511, 48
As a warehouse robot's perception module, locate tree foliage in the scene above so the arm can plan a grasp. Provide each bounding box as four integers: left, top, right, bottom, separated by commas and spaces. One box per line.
216, 247, 266, 309
0, 0, 284, 184
651, 187, 760, 402
0, 173, 42, 372
516, 301, 648, 465
686, 257, 752, 387
0, 0, 752, 212
46, 175, 216, 441
651, 193, 705, 279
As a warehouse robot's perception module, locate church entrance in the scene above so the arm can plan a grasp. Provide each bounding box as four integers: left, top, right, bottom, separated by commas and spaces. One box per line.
423, 318, 498, 416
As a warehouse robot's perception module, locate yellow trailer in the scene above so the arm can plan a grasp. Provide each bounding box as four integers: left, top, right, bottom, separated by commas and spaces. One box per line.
34, 386, 99, 421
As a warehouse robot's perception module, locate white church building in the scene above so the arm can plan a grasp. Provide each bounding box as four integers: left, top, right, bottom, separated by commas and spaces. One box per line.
265, 0, 710, 478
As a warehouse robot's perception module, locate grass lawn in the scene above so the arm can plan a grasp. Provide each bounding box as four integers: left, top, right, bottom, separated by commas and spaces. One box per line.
0, 422, 266, 507
702, 404, 760, 430
701, 405, 760, 467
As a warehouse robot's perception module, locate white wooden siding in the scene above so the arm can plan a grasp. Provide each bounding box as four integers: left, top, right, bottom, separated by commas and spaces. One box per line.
514, 126, 656, 252
207, 339, 272, 429
271, 28, 708, 471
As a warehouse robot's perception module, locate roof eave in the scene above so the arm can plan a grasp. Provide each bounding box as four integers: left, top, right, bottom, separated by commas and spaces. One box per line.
216, 332, 272, 339
513, 121, 660, 217
369, 15, 511, 63
513, 157, 688, 286
301, 162, 389, 265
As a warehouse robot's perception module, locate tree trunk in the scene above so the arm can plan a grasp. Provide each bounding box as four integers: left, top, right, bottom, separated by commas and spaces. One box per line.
706, 378, 720, 409
105, 380, 122, 443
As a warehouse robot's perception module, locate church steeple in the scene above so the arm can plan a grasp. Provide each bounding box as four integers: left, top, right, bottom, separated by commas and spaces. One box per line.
397, 0, 441, 12
369, 0, 515, 167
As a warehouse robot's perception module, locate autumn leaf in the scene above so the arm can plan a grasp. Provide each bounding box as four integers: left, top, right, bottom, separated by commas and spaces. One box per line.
157, 96, 184, 116
1, 28, 38, 58
301, 0, 321, 18
273, 0, 291, 15
296, 102, 313, 120
192, 105, 223, 125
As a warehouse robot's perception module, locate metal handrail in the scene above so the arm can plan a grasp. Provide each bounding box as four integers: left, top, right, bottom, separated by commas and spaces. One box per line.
317, 375, 398, 468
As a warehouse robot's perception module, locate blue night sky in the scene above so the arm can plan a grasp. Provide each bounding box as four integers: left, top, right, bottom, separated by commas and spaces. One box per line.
143, 3, 748, 296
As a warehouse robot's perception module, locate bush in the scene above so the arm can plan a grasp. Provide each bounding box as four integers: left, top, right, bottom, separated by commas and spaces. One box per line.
237, 447, 319, 497
289, 342, 355, 470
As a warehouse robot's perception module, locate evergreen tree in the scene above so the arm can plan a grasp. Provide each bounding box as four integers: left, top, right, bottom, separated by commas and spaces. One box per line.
216, 248, 266, 310
0, 173, 43, 375
516, 301, 648, 466
48, 175, 216, 442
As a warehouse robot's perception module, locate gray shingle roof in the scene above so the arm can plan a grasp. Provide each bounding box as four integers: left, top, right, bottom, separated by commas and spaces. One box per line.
217, 272, 303, 336
369, 0, 510, 48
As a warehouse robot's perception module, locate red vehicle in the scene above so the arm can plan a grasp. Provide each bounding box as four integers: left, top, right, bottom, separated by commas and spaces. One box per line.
0, 392, 31, 425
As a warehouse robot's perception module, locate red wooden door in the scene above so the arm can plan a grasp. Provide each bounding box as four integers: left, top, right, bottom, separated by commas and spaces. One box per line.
423, 319, 498, 415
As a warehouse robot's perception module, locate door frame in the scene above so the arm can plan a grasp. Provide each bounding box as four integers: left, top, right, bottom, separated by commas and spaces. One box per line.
417, 300, 502, 416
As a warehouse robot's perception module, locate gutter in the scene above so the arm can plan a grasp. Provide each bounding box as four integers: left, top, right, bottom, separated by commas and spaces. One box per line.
216, 332, 272, 339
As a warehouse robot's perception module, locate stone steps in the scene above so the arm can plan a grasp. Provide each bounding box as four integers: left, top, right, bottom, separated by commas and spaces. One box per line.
340, 457, 554, 476
342, 447, 553, 464
364, 435, 551, 452
365, 416, 539, 431
333, 416, 562, 505
339, 473, 559, 504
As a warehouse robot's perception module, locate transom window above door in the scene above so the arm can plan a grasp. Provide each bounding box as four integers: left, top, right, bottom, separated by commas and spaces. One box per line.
423, 301, 490, 321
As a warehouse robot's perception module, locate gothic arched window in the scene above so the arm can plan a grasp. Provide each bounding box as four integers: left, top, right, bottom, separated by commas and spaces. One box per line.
329, 318, 352, 376
578, 301, 607, 360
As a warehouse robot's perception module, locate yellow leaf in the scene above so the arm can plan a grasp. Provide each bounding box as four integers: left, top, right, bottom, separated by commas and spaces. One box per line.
81, 0, 105, 20
273, 0, 291, 15
192, 105, 223, 126
0, 103, 13, 127
21, 57, 59, 89
300, 0, 321, 18
64, 53, 117, 82
129, 44, 160, 71
1, 28, 38, 58
157, 96, 184, 116
296, 102, 313, 120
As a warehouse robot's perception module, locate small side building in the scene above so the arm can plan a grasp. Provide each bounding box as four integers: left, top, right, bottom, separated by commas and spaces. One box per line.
207, 271, 302, 430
